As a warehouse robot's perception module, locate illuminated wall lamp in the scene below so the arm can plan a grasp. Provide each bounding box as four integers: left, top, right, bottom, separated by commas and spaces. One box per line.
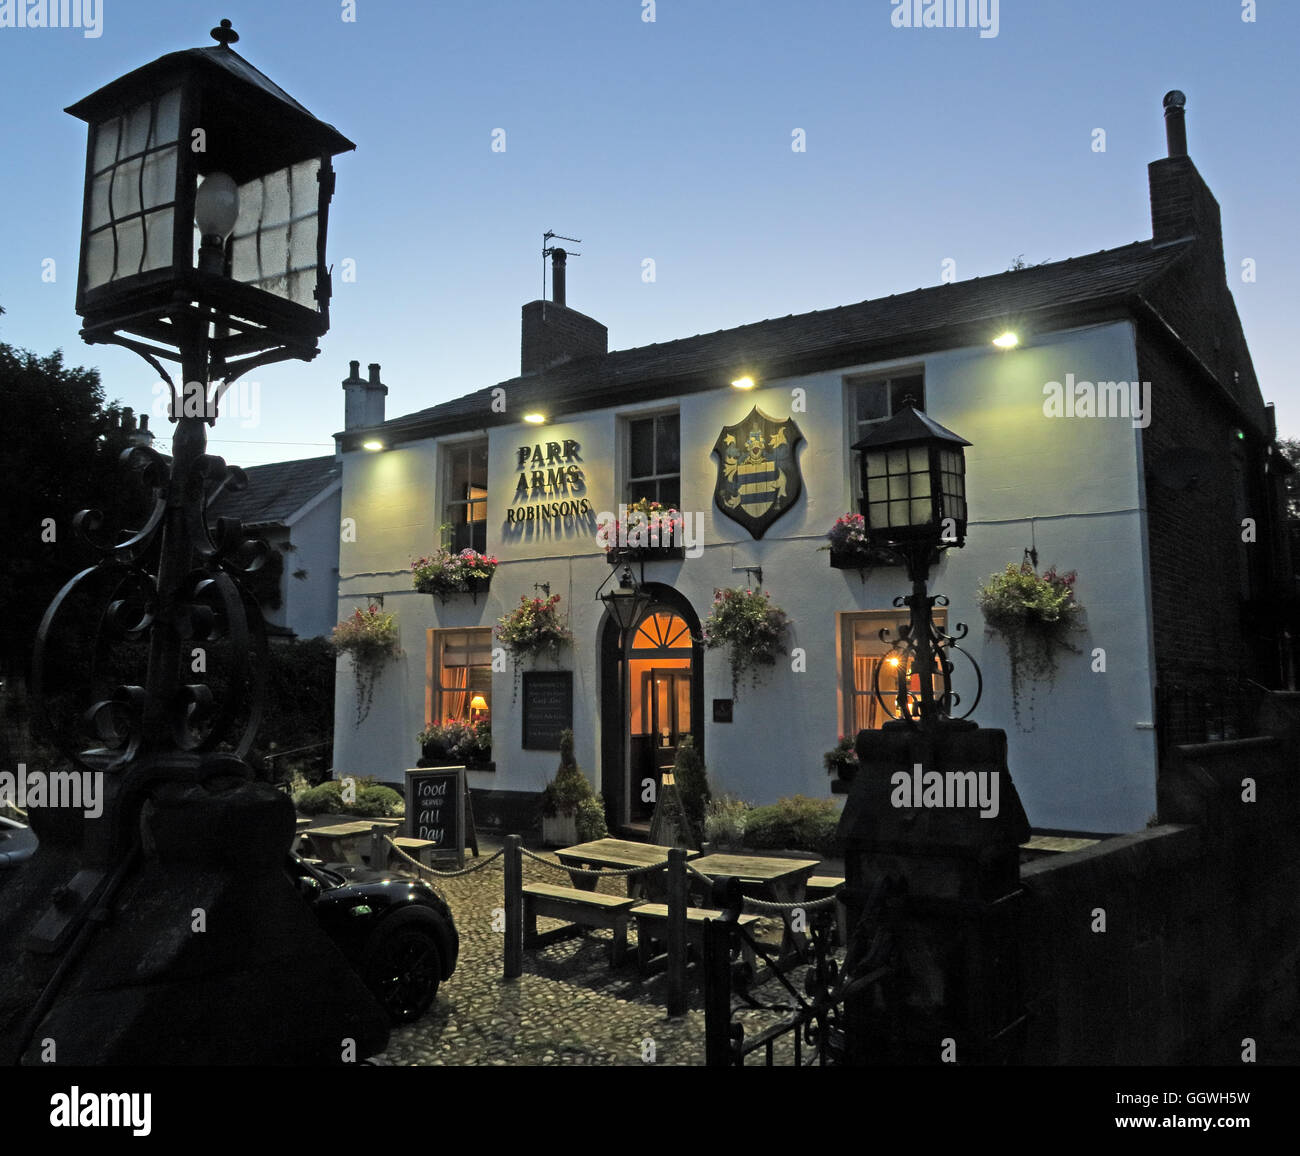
523, 412, 547, 424
362, 439, 385, 452
992, 332, 1019, 349
730, 375, 756, 390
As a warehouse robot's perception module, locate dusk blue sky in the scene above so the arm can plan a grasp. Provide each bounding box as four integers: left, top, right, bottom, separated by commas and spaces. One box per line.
1, 0, 1297, 466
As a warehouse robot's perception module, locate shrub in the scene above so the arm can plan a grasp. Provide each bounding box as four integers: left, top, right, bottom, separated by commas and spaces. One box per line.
540, 729, 607, 839
293, 776, 404, 819
672, 735, 711, 831
704, 794, 751, 850
742, 795, 842, 856
701, 587, 790, 699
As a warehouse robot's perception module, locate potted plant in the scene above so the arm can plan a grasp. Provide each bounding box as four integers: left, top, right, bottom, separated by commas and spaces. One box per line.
417, 718, 492, 768
331, 604, 401, 727
823, 735, 859, 783
977, 561, 1084, 725
598, 498, 686, 564
540, 728, 607, 846
702, 587, 791, 699
411, 545, 498, 603
821, 513, 897, 570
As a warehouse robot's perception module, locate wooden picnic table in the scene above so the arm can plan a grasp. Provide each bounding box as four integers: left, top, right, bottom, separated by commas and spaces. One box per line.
302, 819, 402, 865
686, 852, 821, 957
553, 838, 698, 899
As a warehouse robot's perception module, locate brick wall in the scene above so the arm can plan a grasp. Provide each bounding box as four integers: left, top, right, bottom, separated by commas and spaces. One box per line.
1016, 701, 1300, 1063
520, 300, 608, 375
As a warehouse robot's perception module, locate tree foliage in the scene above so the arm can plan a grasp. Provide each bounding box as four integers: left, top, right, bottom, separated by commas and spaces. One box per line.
0, 309, 153, 676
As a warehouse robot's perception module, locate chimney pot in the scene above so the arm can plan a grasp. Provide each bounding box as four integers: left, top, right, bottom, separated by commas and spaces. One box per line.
349, 359, 360, 378
551, 247, 567, 307
368, 362, 381, 385
1163, 89, 1187, 157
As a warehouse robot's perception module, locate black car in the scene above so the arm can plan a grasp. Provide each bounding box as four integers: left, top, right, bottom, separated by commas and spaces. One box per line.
288, 853, 458, 1024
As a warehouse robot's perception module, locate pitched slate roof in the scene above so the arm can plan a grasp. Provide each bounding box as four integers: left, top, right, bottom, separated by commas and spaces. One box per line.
354, 238, 1193, 445
209, 455, 339, 528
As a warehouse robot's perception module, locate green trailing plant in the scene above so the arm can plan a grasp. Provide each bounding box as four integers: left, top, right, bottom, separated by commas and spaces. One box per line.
976, 561, 1084, 726
540, 728, 607, 842
497, 593, 572, 699
331, 604, 401, 727
701, 587, 790, 699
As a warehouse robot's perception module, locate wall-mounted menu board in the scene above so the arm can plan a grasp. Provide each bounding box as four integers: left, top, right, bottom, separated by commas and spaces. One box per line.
522, 671, 573, 750
405, 767, 466, 867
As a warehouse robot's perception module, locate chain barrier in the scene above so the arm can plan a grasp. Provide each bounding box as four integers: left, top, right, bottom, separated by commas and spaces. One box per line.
380, 836, 839, 911
685, 862, 842, 913
518, 846, 661, 879
383, 837, 504, 878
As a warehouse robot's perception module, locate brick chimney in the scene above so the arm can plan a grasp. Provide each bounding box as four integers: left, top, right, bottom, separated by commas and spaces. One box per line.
342, 359, 387, 429
1148, 90, 1224, 272
521, 248, 607, 375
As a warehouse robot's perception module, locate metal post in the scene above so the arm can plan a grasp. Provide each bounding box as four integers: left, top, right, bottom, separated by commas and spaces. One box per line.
666, 847, 687, 1016
503, 834, 522, 980
703, 918, 733, 1066
368, 825, 386, 870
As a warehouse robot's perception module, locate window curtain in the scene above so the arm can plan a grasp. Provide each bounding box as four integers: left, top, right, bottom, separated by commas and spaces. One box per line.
443, 664, 469, 720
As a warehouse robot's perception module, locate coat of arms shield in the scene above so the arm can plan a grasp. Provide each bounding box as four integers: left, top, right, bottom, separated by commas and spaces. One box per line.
711, 407, 805, 539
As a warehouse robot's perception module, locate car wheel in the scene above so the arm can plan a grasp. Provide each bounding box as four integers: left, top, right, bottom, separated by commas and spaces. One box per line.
362, 908, 444, 1024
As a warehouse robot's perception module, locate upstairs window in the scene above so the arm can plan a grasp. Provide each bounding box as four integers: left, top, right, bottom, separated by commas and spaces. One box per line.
847, 372, 924, 499
444, 439, 488, 553
627, 412, 681, 509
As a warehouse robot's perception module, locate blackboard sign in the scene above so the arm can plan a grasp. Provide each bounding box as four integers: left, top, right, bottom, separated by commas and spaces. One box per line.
522, 671, 573, 750
404, 767, 467, 867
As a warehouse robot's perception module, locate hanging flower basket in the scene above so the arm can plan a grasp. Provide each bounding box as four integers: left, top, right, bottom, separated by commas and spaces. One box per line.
331, 604, 401, 727
701, 587, 790, 700
598, 499, 686, 564
977, 561, 1084, 726
412, 548, 498, 603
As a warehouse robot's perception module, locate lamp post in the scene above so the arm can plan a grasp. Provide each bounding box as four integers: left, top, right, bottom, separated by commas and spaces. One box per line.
850, 400, 980, 730
1, 22, 386, 1066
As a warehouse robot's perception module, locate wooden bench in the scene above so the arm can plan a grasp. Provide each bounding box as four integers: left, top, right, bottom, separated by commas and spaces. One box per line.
631, 904, 762, 975
522, 883, 641, 967
805, 875, 847, 946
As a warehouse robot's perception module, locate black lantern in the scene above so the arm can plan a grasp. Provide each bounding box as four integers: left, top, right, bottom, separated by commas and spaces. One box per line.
64, 19, 355, 379
851, 402, 981, 731
601, 566, 653, 636
852, 402, 971, 564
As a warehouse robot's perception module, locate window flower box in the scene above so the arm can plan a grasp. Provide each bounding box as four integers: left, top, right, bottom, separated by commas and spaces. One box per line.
411, 547, 498, 604
598, 500, 687, 565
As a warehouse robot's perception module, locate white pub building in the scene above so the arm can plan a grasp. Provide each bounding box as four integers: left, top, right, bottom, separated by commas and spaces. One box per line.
331, 94, 1294, 837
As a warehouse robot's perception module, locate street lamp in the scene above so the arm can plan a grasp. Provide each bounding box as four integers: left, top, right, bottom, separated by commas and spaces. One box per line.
7, 22, 386, 1067
851, 401, 980, 729
65, 18, 355, 385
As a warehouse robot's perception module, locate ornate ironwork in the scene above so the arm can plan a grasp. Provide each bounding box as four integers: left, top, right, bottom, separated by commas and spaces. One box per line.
703, 877, 901, 1067
872, 594, 983, 727
31, 433, 269, 777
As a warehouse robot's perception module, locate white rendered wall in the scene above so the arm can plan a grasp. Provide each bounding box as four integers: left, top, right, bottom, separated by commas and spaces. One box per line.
333, 320, 1157, 833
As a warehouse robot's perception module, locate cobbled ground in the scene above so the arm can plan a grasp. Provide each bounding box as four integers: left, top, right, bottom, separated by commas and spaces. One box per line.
369, 836, 840, 1067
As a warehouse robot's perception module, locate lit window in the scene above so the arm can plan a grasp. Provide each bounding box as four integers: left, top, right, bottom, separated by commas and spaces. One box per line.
427, 628, 493, 726
838, 609, 945, 734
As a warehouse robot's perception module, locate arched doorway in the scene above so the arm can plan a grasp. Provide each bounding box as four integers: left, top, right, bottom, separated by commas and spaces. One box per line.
599, 584, 704, 834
